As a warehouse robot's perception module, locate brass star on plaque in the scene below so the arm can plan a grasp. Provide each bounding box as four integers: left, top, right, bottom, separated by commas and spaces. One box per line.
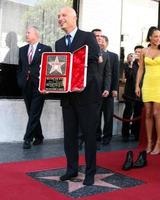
48, 56, 65, 74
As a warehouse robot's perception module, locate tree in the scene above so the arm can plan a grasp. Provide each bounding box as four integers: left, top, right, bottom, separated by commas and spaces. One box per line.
22, 0, 73, 49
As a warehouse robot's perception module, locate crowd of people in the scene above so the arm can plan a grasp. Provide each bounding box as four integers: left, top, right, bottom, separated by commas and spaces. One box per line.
16, 6, 160, 186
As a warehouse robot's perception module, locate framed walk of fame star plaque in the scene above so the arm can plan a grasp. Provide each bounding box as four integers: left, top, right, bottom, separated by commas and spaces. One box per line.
39, 45, 88, 93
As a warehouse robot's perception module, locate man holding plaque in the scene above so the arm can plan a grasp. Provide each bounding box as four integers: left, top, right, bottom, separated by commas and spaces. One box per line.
17, 26, 52, 149
55, 7, 101, 186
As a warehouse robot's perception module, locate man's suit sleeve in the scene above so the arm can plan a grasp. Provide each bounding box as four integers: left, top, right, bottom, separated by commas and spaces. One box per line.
45, 45, 52, 52
86, 32, 99, 63
112, 53, 119, 91
17, 48, 23, 87
103, 53, 111, 91
124, 63, 132, 79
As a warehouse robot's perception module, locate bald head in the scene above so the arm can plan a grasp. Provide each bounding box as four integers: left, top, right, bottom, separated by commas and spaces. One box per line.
58, 7, 77, 33
26, 26, 40, 44
60, 7, 77, 17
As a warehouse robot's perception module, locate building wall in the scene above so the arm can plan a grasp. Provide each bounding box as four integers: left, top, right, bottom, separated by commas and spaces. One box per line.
78, 0, 158, 57
0, 100, 63, 142
122, 0, 158, 56
0, 99, 121, 142
79, 0, 122, 54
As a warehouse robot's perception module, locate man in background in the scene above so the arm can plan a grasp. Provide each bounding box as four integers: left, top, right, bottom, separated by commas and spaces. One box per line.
122, 45, 143, 142
17, 26, 52, 149
92, 29, 111, 150
96, 35, 119, 145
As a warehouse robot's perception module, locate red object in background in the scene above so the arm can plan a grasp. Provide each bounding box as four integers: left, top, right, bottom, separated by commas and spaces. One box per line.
138, 107, 157, 149
39, 45, 88, 93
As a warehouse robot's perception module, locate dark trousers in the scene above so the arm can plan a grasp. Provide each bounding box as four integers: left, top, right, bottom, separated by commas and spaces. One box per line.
23, 80, 45, 141
62, 102, 100, 177
122, 100, 143, 140
96, 96, 114, 142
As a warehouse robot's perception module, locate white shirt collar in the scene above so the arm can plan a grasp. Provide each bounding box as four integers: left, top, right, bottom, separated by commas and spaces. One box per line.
28, 42, 39, 55
67, 27, 78, 42
29, 42, 38, 50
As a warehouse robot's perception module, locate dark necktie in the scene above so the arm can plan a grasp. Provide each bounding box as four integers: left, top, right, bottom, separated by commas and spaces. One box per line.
66, 34, 71, 48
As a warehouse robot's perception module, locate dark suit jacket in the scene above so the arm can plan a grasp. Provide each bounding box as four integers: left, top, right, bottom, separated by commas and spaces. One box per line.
55, 29, 101, 106
98, 51, 111, 92
123, 61, 140, 100
17, 43, 52, 90
107, 51, 119, 94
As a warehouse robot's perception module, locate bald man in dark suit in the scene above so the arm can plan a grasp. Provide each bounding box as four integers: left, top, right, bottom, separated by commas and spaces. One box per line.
55, 7, 101, 186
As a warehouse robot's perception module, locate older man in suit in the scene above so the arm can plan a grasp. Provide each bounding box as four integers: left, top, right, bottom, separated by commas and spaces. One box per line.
17, 26, 52, 149
55, 7, 101, 186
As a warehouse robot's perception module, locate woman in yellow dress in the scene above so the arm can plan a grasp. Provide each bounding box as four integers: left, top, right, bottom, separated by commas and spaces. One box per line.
136, 26, 160, 155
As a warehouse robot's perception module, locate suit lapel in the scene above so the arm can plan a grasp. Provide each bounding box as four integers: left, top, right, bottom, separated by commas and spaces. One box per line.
62, 36, 68, 51
69, 29, 80, 52
23, 44, 29, 64
32, 43, 42, 63
60, 29, 81, 52
102, 51, 107, 63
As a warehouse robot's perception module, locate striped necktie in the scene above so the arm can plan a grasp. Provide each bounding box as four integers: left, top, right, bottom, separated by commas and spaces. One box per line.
28, 45, 34, 64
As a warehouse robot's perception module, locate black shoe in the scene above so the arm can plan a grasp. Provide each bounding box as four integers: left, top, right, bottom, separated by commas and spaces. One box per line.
60, 173, 78, 181
33, 139, 43, 145
23, 140, 31, 149
83, 175, 94, 186
133, 151, 147, 168
122, 150, 133, 170
102, 138, 111, 145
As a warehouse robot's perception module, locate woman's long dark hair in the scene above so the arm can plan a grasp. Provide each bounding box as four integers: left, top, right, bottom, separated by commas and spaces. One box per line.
146, 26, 160, 49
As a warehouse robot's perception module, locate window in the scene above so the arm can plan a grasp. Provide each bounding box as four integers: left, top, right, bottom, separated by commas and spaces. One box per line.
0, 0, 74, 97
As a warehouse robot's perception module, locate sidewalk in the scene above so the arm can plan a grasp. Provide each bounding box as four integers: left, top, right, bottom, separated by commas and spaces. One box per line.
0, 135, 138, 163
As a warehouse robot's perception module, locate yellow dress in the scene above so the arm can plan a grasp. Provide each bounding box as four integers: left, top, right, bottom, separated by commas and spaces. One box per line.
142, 56, 160, 103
